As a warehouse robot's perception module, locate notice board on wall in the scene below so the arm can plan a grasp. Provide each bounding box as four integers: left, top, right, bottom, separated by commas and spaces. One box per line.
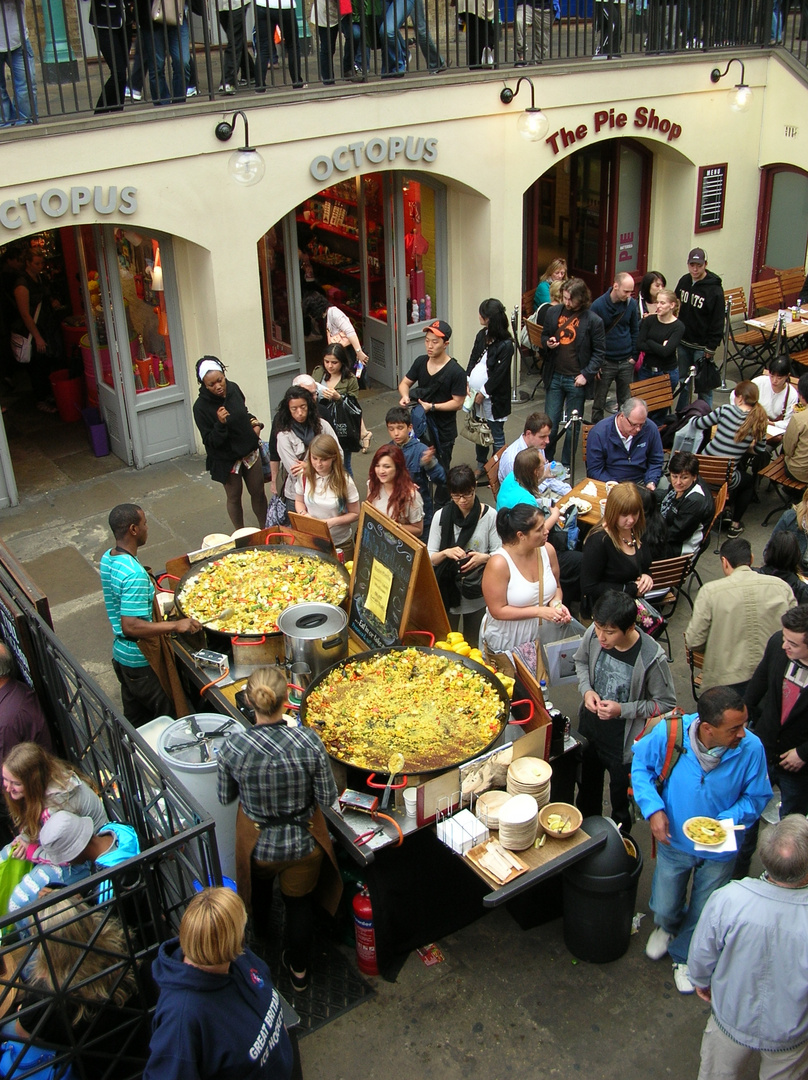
695, 164, 727, 233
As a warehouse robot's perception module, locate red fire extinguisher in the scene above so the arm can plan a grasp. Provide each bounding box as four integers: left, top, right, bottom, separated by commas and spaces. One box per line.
352, 883, 379, 976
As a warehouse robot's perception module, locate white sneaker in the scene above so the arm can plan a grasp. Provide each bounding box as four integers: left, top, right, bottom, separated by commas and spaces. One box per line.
672, 963, 695, 994
645, 927, 673, 960
186, 86, 198, 98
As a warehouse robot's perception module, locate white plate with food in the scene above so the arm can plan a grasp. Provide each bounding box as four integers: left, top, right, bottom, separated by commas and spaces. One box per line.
558, 497, 592, 515
683, 816, 736, 852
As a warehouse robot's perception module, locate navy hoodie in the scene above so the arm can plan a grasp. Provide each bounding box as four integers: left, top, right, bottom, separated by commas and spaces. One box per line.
674, 269, 725, 352
145, 940, 293, 1080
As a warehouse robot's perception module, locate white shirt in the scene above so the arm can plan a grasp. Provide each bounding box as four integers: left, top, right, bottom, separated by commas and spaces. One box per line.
615, 416, 633, 451
752, 375, 798, 434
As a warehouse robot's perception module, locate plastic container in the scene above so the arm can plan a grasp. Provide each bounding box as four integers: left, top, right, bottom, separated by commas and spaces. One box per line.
562, 816, 643, 963
81, 406, 110, 457
49, 369, 84, 423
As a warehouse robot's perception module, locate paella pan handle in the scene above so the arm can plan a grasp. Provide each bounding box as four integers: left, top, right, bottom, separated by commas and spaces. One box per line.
265, 530, 296, 545
401, 630, 435, 647
156, 572, 180, 593
508, 699, 535, 726
232, 635, 267, 646
366, 773, 408, 791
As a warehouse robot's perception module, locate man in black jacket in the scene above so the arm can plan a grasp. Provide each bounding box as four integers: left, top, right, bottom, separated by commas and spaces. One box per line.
541, 278, 605, 469
735, 605, 808, 877
674, 247, 724, 410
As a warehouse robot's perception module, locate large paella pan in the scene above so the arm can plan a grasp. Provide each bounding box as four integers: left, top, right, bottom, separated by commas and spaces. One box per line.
300, 646, 513, 775
173, 545, 350, 637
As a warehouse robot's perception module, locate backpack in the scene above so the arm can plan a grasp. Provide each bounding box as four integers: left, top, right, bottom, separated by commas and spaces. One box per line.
629, 708, 686, 801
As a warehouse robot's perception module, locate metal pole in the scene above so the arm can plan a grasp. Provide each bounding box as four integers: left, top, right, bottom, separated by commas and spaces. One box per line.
719, 299, 736, 392
511, 304, 530, 403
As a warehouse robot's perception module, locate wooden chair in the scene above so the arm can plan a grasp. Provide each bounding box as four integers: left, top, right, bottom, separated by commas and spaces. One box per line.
644, 553, 694, 659
629, 373, 674, 419
524, 320, 545, 399
758, 453, 807, 525
750, 277, 784, 316
484, 445, 507, 497
684, 482, 728, 599
722, 288, 774, 379
694, 453, 736, 494
776, 268, 806, 307
522, 288, 536, 318
684, 635, 705, 702
581, 422, 594, 466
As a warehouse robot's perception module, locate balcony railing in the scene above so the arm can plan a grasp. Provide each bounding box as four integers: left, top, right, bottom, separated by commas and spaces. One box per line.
0, 0, 802, 128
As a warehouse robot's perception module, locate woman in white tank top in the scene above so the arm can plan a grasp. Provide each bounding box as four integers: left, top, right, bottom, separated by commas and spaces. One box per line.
481, 503, 573, 659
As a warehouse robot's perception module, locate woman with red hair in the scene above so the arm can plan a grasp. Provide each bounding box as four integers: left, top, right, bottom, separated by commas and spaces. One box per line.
366, 445, 424, 537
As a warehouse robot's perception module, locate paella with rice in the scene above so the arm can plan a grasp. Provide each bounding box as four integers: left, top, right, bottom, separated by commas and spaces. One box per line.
302, 648, 507, 772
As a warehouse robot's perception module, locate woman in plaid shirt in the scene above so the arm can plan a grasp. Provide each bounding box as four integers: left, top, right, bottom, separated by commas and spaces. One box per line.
218, 666, 339, 993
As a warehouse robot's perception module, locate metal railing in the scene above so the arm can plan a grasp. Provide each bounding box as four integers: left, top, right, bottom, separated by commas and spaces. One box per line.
0, 559, 224, 1077
0, 0, 800, 128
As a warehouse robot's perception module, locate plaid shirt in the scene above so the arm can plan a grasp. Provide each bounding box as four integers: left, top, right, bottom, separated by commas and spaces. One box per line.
217, 723, 337, 862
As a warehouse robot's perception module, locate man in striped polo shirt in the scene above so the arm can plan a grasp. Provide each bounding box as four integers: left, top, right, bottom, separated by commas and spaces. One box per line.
100, 503, 200, 726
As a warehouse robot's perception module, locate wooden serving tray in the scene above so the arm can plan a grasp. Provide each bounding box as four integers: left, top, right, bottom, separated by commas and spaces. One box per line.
466, 839, 530, 886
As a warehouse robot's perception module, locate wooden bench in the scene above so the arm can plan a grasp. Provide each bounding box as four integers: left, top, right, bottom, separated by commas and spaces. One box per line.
758, 453, 807, 525
629, 373, 675, 419
750, 277, 784, 316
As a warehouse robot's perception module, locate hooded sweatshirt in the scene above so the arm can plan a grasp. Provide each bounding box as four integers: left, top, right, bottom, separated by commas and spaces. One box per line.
145, 940, 293, 1080
674, 269, 725, 352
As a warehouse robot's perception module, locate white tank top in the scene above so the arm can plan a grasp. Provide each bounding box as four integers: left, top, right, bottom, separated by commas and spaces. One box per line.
482, 545, 557, 654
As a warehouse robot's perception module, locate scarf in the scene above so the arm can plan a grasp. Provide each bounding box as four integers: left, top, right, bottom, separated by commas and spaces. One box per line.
291, 418, 317, 449
434, 497, 483, 609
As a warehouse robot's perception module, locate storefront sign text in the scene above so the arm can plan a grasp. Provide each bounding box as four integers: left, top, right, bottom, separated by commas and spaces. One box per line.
310, 137, 438, 181
545, 107, 682, 155
0, 186, 138, 231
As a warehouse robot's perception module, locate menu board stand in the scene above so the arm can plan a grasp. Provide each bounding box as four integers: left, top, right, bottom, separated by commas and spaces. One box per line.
348, 504, 449, 649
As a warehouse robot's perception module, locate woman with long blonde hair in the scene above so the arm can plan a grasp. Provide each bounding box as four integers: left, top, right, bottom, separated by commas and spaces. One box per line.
694, 380, 769, 538
293, 433, 360, 557
635, 288, 685, 397
581, 482, 654, 614
533, 257, 567, 310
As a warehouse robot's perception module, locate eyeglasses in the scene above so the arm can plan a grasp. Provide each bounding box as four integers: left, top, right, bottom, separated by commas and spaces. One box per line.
621, 415, 645, 431
450, 491, 475, 502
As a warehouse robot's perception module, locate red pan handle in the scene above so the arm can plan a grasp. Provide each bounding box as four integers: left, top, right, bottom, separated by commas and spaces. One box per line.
231, 635, 267, 646
508, 699, 535, 726
265, 530, 296, 545
401, 631, 435, 647
366, 773, 408, 790
156, 573, 180, 591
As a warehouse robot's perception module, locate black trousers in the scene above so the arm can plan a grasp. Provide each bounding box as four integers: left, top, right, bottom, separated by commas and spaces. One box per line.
93, 23, 129, 113
112, 658, 173, 727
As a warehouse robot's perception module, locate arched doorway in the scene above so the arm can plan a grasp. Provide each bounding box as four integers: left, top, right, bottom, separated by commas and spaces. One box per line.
523, 138, 652, 297
257, 172, 448, 392
753, 165, 808, 282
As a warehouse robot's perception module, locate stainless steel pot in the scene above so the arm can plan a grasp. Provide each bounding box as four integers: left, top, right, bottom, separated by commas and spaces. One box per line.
277, 603, 349, 679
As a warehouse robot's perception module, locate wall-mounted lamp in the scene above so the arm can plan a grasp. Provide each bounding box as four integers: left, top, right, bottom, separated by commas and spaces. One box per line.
500, 77, 549, 142
710, 58, 752, 113
214, 110, 266, 186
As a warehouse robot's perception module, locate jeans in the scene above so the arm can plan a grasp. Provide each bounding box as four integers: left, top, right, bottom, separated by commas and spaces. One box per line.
148, 21, 191, 103
255, 6, 302, 87
650, 841, 734, 964
677, 343, 712, 410
475, 418, 506, 467
0, 39, 37, 126
93, 23, 129, 113
316, 15, 354, 82
382, 0, 443, 75
545, 372, 587, 468
734, 765, 808, 878
514, 3, 552, 60
636, 363, 679, 399
591, 357, 634, 423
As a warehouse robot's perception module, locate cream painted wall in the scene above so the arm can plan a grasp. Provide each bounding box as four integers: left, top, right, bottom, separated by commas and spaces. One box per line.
0, 50, 804, 455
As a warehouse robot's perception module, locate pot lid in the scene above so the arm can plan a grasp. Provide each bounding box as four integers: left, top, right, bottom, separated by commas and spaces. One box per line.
277, 603, 347, 639
157, 714, 238, 767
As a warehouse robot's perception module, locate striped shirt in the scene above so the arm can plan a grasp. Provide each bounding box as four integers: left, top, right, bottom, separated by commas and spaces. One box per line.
99, 550, 153, 668
694, 403, 767, 461
217, 723, 338, 862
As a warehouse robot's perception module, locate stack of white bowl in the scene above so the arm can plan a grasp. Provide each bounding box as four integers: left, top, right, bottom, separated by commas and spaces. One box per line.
497, 794, 539, 851
474, 790, 512, 830
506, 757, 552, 808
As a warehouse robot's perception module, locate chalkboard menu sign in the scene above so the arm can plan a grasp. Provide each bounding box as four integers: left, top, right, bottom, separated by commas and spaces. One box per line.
695, 163, 727, 233
348, 504, 449, 649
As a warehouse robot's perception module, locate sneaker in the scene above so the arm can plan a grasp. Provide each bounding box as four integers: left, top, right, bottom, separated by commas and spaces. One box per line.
672, 962, 695, 994
126, 85, 142, 101
218, 83, 236, 94
645, 927, 673, 960
186, 86, 198, 98
727, 523, 744, 538
282, 950, 308, 993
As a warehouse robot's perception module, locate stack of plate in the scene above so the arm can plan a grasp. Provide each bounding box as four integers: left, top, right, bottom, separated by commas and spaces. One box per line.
506, 757, 552, 808
497, 794, 539, 851
474, 789, 512, 830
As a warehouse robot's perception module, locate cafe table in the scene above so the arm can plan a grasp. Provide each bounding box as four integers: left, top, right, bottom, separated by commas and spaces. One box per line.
556, 477, 609, 528
744, 313, 808, 366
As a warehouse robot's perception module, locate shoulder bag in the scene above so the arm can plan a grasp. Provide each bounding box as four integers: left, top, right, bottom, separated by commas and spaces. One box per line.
459, 404, 493, 447
152, 0, 183, 24
10, 303, 42, 365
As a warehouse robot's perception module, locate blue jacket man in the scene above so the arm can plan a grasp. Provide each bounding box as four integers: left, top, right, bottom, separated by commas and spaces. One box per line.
590, 273, 640, 423
631, 687, 771, 995
585, 398, 664, 489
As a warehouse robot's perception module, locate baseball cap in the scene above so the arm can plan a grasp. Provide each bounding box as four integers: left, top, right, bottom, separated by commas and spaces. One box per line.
424, 320, 452, 340
687, 248, 707, 264
38, 811, 94, 863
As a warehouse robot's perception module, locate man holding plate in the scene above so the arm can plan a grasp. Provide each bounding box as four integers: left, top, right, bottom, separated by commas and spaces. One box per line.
631, 685, 771, 995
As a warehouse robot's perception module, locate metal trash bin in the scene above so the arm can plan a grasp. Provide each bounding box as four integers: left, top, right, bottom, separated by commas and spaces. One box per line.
562, 816, 643, 963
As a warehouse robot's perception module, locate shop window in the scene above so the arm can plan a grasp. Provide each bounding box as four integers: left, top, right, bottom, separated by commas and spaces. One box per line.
402, 177, 438, 324
112, 229, 176, 392
764, 171, 808, 270
363, 175, 387, 324
258, 225, 293, 359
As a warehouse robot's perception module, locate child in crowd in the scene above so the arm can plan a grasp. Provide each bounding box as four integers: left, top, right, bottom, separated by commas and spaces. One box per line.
385, 406, 446, 535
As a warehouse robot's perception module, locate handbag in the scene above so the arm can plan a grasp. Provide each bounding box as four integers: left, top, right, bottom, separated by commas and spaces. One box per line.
459, 406, 493, 448
10, 302, 41, 365
152, 0, 183, 24
634, 596, 664, 636
322, 395, 362, 453
258, 440, 272, 483
265, 493, 290, 528
695, 355, 722, 393
633, 350, 645, 374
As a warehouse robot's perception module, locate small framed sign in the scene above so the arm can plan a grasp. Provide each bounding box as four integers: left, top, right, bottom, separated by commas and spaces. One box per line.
695, 164, 727, 233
